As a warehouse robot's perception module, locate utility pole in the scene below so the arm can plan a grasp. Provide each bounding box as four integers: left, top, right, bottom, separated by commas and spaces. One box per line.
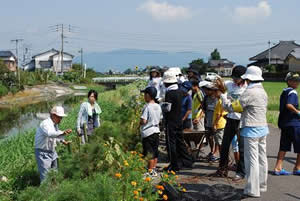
79, 48, 83, 76
11, 39, 23, 88
268, 40, 271, 65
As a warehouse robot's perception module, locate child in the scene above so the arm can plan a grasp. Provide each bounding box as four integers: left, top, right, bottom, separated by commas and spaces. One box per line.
202, 82, 218, 162
140, 87, 162, 177
191, 79, 205, 131
220, 66, 268, 198
273, 72, 300, 176
180, 81, 193, 130
211, 77, 227, 162
147, 67, 164, 102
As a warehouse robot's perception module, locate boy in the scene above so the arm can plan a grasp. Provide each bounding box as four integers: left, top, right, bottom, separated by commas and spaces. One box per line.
191, 79, 205, 131
202, 82, 218, 162
274, 72, 300, 175
180, 81, 193, 130
140, 87, 162, 177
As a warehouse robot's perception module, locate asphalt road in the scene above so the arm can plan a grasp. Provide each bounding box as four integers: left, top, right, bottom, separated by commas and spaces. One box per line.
158, 125, 300, 201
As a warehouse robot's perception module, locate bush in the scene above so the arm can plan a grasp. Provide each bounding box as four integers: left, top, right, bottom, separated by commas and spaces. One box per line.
0, 84, 8, 97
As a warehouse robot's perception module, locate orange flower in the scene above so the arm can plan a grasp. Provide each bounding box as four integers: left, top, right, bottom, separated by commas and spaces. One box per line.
139, 153, 144, 157
163, 174, 168, 179
163, 194, 168, 200
175, 176, 179, 179
133, 190, 139, 195
139, 198, 144, 201
156, 185, 165, 190
131, 181, 137, 187
158, 190, 163, 195
145, 177, 151, 182
115, 173, 122, 178
134, 195, 139, 199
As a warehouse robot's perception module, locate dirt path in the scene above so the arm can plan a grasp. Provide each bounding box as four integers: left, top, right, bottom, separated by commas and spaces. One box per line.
157, 125, 300, 201
0, 84, 73, 108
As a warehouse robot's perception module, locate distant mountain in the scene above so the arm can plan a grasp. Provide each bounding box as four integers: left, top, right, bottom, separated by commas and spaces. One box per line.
73, 49, 207, 72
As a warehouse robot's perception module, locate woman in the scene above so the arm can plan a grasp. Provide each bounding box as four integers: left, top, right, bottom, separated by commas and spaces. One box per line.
220, 66, 268, 198
76, 90, 101, 144
147, 67, 165, 102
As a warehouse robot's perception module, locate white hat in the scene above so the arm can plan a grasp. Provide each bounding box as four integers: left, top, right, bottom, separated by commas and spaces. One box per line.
163, 70, 178, 83
50, 106, 67, 117
199, 80, 211, 88
168, 67, 182, 76
241, 66, 264, 81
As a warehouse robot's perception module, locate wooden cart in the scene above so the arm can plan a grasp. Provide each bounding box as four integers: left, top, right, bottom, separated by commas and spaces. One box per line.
183, 130, 207, 160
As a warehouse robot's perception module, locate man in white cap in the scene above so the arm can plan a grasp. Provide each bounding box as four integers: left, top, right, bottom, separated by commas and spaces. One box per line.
34, 106, 72, 182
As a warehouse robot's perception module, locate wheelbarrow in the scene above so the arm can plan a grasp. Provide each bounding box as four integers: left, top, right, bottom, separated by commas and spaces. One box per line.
183, 130, 207, 160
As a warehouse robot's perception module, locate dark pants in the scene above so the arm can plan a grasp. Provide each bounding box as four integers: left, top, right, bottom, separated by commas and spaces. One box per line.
219, 118, 245, 176
166, 123, 193, 169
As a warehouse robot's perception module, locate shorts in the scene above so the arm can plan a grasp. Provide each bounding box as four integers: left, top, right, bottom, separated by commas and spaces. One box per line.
142, 133, 160, 159
193, 118, 205, 131
214, 129, 224, 146
280, 127, 300, 153
183, 119, 192, 130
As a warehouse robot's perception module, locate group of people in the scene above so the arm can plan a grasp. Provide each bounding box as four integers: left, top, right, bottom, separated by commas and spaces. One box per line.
140, 65, 300, 198
34, 65, 300, 199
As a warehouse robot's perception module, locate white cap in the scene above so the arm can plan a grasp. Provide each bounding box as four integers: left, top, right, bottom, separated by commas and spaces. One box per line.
241, 66, 264, 81
50, 106, 67, 117
199, 80, 211, 88
163, 70, 178, 83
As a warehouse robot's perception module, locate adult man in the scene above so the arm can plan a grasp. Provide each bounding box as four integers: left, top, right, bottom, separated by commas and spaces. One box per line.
162, 70, 193, 171
35, 106, 72, 182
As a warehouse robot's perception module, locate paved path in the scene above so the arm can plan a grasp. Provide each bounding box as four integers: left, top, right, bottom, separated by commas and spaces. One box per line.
158, 125, 300, 201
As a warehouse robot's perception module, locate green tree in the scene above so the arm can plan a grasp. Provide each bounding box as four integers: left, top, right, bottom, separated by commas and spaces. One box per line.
123, 68, 133, 74
210, 48, 221, 60
189, 58, 208, 74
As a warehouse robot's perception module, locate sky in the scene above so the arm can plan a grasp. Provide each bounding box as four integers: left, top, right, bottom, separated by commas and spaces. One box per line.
1, 0, 300, 66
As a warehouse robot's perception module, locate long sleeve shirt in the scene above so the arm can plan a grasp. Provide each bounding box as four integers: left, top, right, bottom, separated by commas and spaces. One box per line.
34, 117, 64, 152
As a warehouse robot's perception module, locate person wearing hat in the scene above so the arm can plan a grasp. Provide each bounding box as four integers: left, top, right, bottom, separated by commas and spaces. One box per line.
162, 70, 193, 171
76, 89, 102, 144
140, 86, 162, 177
191, 79, 206, 132
219, 66, 268, 198
213, 65, 247, 179
147, 67, 165, 102
34, 106, 72, 182
180, 81, 193, 130
186, 67, 200, 81
273, 72, 300, 176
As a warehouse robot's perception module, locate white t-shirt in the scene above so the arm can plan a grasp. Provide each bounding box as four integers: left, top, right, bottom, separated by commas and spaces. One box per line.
140, 103, 162, 138
147, 77, 165, 101
225, 80, 247, 120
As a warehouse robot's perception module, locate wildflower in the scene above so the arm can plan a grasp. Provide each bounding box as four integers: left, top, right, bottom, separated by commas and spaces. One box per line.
163, 194, 168, 200
145, 177, 151, 182
133, 190, 139, 195
139, 154, 143, 157
137, 188, 142, 192
115, 173, 122, 178
124, 162, 129, 167
134, 196, 139, 199
163, 174, 168, 179
170, 170, 176, 175
182, 188, 187, 192
131, 181, 137, 187
156, 185, 165, 190
139, 198, 144, 201
158, 190, 163, 195
175, 176, 179, 179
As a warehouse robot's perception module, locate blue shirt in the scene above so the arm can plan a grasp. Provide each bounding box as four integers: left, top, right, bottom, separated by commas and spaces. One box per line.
278, 87, 300, 128
181, 94, 192, 119
241, 126, 269, 138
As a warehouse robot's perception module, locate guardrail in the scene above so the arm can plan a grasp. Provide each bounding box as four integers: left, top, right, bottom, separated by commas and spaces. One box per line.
93, 76, 148, 83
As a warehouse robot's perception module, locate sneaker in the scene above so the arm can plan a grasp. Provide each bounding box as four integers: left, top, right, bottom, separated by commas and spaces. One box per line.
232, 174, 244, 182
209, 155, 220, 162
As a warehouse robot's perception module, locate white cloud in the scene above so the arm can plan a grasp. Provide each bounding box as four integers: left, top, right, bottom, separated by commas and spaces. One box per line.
138, 0, 191, 21
232, 1, 272, 24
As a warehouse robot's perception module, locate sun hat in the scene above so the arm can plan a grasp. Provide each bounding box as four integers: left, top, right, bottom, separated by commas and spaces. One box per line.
50, 106, 67, 117
186, 67, 199, 75
203, 82, 218, 90
285, 72, 300, 82
180, 81, 192, 93
141, 86, 157, 99
163, 70, 178, 83
232, 65, 247, 79
241, 66, 264, 81
150, 67, 160, 73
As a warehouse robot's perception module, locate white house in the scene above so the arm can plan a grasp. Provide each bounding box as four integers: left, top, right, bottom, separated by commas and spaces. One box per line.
24, 49, 74, 73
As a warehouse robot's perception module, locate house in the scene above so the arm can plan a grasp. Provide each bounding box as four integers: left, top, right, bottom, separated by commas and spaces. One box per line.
0, 51, 17, 72
24, 49, 74, 73
208, 59, 235, 76
286, 48, 300, 72
249, 41, 300, 70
